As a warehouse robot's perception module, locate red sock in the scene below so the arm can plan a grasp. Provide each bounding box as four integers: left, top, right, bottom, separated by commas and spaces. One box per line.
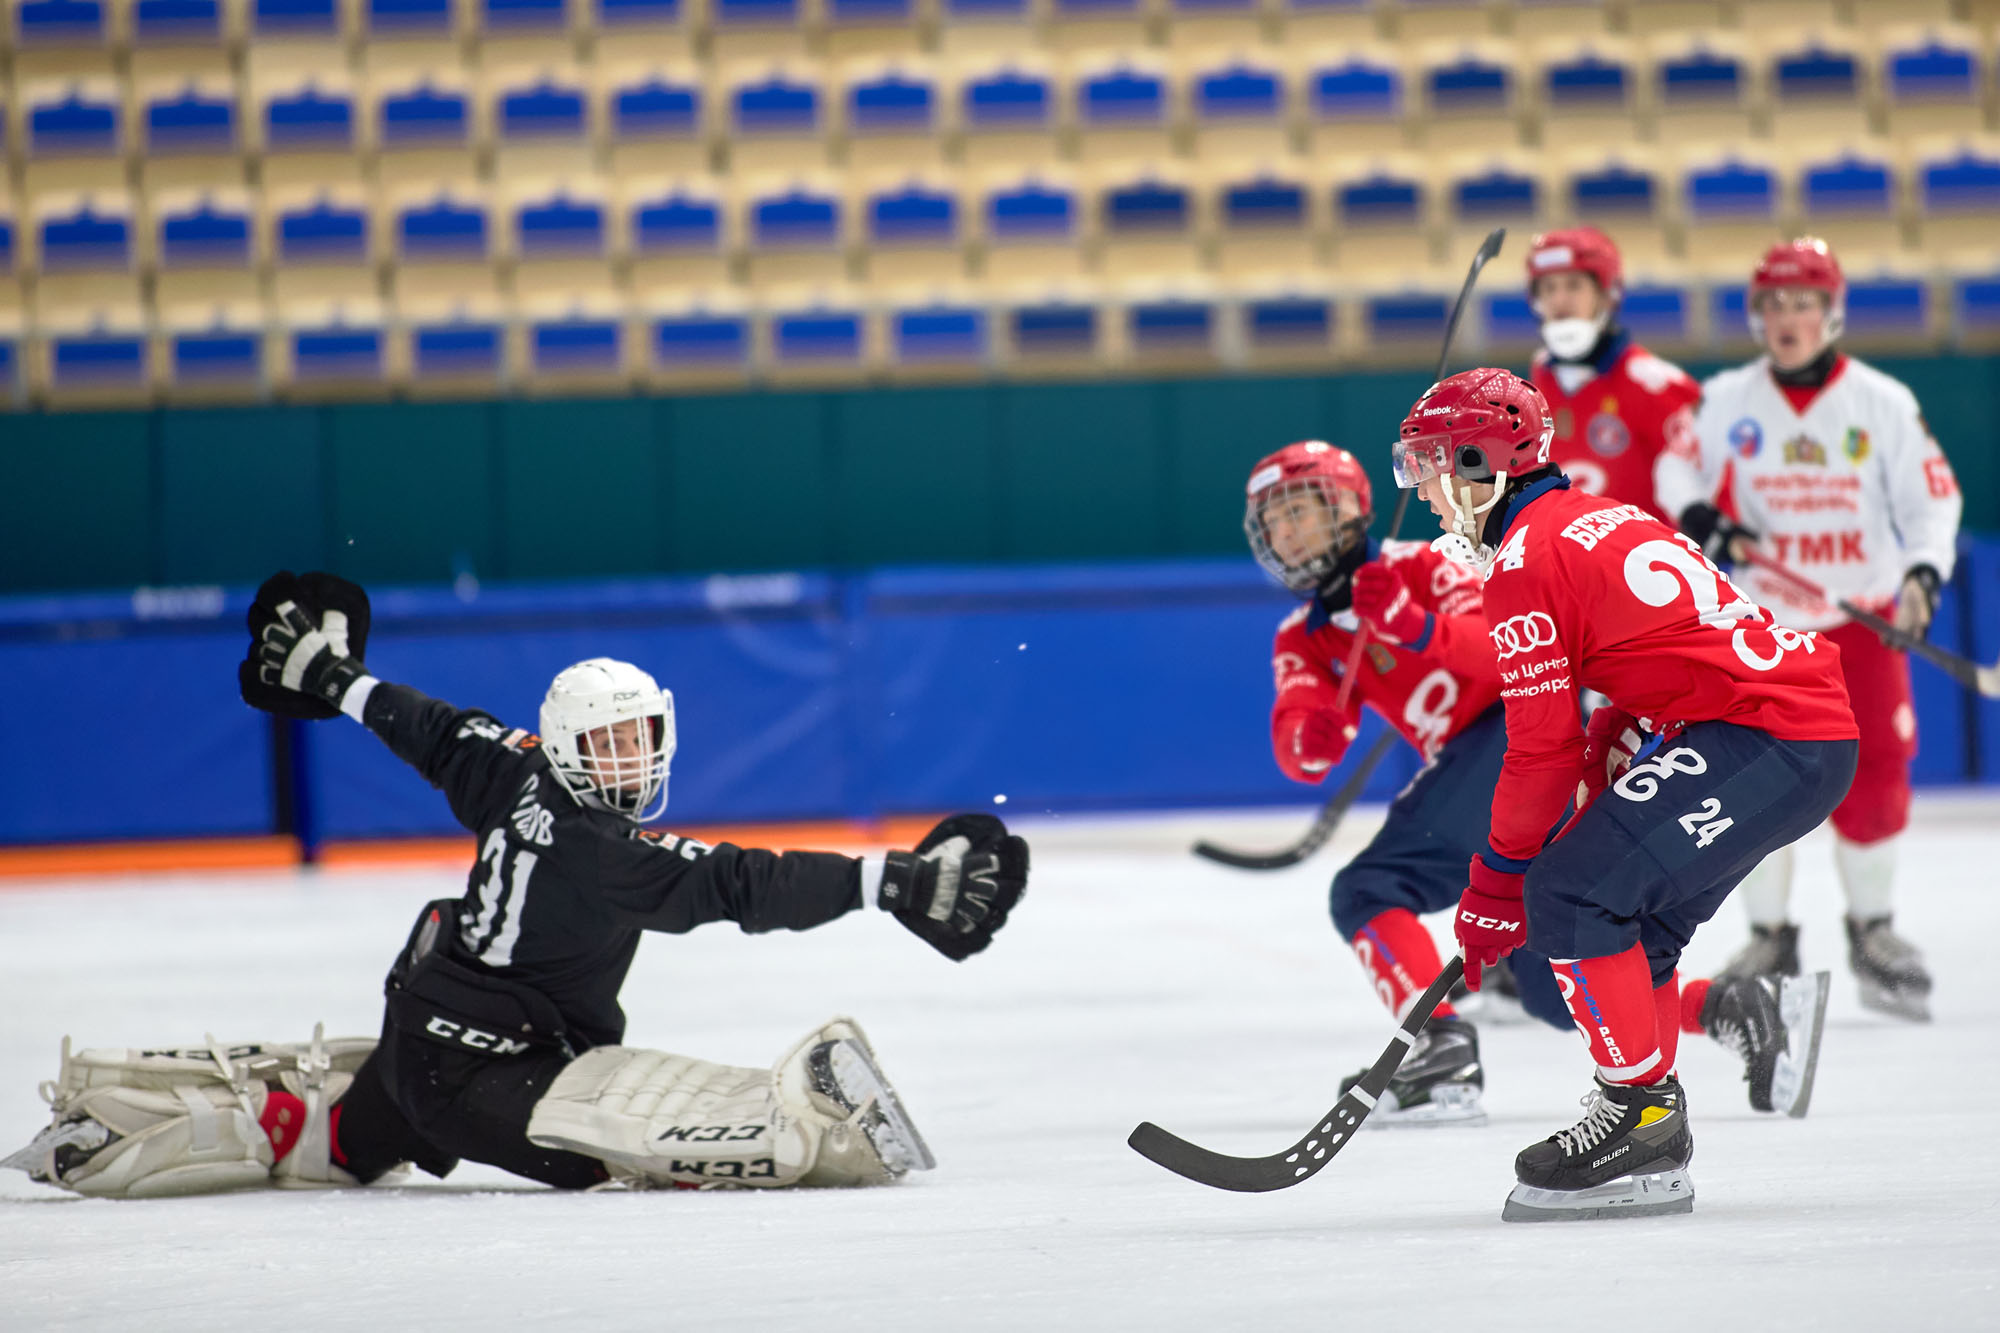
260, 1090, 306, 1165
1352, 909, 1456, 1020
1653, 971, 1680, 1076
1680, 978, 1713, 1035
328, 1101, 348, 1168
1552, 942, 1666, 1086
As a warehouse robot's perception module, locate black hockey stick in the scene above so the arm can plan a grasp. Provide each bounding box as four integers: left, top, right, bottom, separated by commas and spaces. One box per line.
1739, 547, 2000, 699
1192, 728, 1399, 870
1192, 228, 1508, 872
1129, 955, 1463, 1192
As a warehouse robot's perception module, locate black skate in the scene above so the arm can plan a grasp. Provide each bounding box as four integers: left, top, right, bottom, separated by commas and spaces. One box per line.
1714, 922, 1801, 984
1701, 972, 1830, 1117
1502, 1075, 1694, 1222
1339, 1016, 1484, 1127
1454, 955, 1532, 1026
808, 1038, 936, 1175
1846, 915, 1932, 1022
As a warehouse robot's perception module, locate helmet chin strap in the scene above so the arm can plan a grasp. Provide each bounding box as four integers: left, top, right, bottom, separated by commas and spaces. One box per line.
1432, 472, 1510, 569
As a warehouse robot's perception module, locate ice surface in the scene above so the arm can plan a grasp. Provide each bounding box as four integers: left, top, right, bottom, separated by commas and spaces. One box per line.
4, 797, 1998, 1331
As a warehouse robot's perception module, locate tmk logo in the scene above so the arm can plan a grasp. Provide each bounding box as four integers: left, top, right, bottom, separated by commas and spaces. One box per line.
424, 1017, 531, 1055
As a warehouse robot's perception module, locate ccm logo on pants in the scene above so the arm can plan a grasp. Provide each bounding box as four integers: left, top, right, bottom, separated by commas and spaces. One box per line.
425, 1016, 533, 1055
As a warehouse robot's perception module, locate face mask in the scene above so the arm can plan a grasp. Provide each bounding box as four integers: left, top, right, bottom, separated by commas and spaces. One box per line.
1540, 315, 1604, 361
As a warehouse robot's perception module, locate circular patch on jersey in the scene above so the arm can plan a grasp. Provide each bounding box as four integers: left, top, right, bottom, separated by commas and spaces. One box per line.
1844, 427, 1871, 462
1586, 412, 1631, 458
1893, 701, 1916, 744
1728, 417, 1763, 458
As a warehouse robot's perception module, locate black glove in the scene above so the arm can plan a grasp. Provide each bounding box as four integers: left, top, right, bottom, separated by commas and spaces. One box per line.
1678, 502, 1759, 567
238, 570, 373, 720
1891, 564, 1942, 639
879, 813, 1028, 961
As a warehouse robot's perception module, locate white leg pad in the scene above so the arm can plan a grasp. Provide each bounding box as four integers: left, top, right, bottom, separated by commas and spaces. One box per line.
2, 1027, 376, 1198
1834, 834, 1897, 919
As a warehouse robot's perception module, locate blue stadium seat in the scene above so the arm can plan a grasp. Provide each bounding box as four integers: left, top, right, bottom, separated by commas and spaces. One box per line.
482, 0, 568, 33
157, 193, 254, 271
134, 0, 224, 48
1190, 60, 1291, 159
845, 67, 941, 168
1769, 42, 1867, 141
275, 191, 372, 269
1366, 291, 1448, 344
864, 180, 964, 282
0, 210, 15, 276
1127, 294, 1215, 359
1568, 160, 1657, 220
411, 312, 505, 382
379, 81, 474, 149
1217, 174, 1317, 277
1619, 283, 1692, 346
496, 76, 590, 145
1801, 154, 1895, 223
1243, 293, 1334, 356
291, 315, 386, 383
367, 0, 454, 35
1682, 156, 1779, 274
1483, 291, 1536, 342
983, 176, 1083, 280
1331, 169, 1431, 277
515, 189, 607, 259
1840, 277, 1928, 340
826, 0, 919, 58
1450, 164, 1537, 224
627, 180, 731, 287
259, 79, 360, 184
606, 70, 706, 174
1653, 44, 1752, 148
745, 183, 846, 287
396, 191, 491, 264
729, 70, 829, 171
1422, 53, 1517, 150
651, 308, 752, 376
891, 303, 987, 365
50, 320, 149, 391
167, 314, 264, 389
143, 82, 238, 157
960, 64, 1057, 167
1885, 37, 1985, 138
1008, 300, 1098, 360
1956, 275, 2000, 335
1075, 62, 1172, 164
1542, 47, 1637, 148
1306, 56, 1405, 155
254, 0, 341, 38
527, 305, 626, 375
37, 196, 132, 273
26, 83, 123, 161
1100, 175, 1197, 280
771, 307, 866, 366
15, 0, 108, 53
713, 0, 806, 58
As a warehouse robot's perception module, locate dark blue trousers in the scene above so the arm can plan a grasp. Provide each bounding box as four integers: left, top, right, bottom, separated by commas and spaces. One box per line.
1329, 706, 1570, 1032
1526, 721, 1860, 986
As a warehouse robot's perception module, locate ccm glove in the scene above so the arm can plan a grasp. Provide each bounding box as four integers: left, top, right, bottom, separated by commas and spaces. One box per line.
1678, 502, 1759, 567
1453, 854, 1527, 992
1350, 561, 1429, 645
879, 813, 1028, 961
1891, 564, 1942, 639
239, 570, 373, 720
1576, 705, 1645, 810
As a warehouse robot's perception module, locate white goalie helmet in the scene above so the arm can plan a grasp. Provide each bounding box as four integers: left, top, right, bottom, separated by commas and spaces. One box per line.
539, 658, 676, 822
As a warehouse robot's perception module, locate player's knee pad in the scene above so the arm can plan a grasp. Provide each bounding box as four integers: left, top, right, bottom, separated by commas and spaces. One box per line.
1, 1027, 376, 1198
525, 1016, 933, 1190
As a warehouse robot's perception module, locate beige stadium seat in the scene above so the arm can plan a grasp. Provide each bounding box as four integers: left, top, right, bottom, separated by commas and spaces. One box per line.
271, 295, 389, 393
386, 181, 501, 302
244, 0, 362, 82
357, 0, 470, 79
722, 61, 837, 173
1625, 0, 1726, 40
1093, 165, 1204, 283
485, 63, 602, 178
266, 183, 382, 303
1297, 44, 1414, 164
585, 0, 698, 60
1534, 36, 1645, 154
35, 302, 156, 403
129, 0, 243, 80
503, 176, 620, 301
394, 289, 507, 389
640, 287, 756, 389
954, 55, 1068, 171
737, 172, 853, 292
1070, 55, 1180, 168
474, 0, 583, 66
370, 71, 485, 186
152, 185, 263, 308
1674, 148, 1790, 279
1761, 31, 1878, 147
8, 0, 125, 78
1042, 0, 1155, 57
1236, 278, 1338, 369
1205, 161, 1324, 279
19, 77, 133, 194
622, 175, 737, 294
1851, 0, 1957, 27
134, 75, 253, 191
935, 0, 1047, 57
974, 167, 1092, 283
159, 299, 271, 401
1106, 275, 1222, 372
1907, 135, 2000, 272
1325, 155, 1441, 284
839, 59, 952, 171
762, 285, 881, 384
250, 72, 369, 187
1735, 0, 1844, 31
1879, 24, 1991, 143
511, 290, 638, 391
823, 0, 929, 58
1388, 0, 1497, 43
1270, 0, 1374, 48
988, 274, 1108, 374
1182, 51, 1297, 164
1643, 32, 1763, 156
1162, 0, 1266, 55
852, 171, 973, 285
1410, 38, 1527, 155
601, 62, 715, 177
1510, 0, 1611, 44
29, 190, 143, 316
709, 0, 818, 60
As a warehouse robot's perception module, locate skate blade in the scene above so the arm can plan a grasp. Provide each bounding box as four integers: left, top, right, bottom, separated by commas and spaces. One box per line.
1856, 977, 1932, 1023
1366, 1084, 1488, 1129
1502, 1168, 1694, 1223
1772, 971, 1831, 1119
824, 1039, 937, 1174
1, 1117, 108, 1181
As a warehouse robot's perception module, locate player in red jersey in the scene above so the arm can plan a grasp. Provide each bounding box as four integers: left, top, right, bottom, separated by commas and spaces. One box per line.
1246, 441, 1570, 1127
1526, 226, 1701, 520
1391, 369, 1859, 1220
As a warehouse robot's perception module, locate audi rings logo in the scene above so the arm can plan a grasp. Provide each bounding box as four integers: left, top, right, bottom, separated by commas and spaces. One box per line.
1489, 612, 1558, 658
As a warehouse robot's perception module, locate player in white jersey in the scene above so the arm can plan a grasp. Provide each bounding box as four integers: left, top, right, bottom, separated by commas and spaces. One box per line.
1655, 237, 1964, 1020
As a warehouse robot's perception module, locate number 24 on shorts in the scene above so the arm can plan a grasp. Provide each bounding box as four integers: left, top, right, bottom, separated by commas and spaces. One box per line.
1612, 745, 1735, 848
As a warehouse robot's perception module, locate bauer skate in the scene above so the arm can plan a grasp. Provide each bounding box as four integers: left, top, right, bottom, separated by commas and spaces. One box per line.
1502, 1075, 1694, 1223
1340, 1016, 1485, 1127
807, 1037, 936, 1175
1846, 915, 1932, 1022
1713, 922, 1801, 984
1702, 973, 1830, 1117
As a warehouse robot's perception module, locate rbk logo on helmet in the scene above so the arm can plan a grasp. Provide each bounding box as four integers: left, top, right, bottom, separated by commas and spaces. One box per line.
1489, 612, 1559, 659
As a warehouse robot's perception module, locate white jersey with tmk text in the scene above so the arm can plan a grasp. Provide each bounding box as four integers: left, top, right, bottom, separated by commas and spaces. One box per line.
1656, 354, 1963, 631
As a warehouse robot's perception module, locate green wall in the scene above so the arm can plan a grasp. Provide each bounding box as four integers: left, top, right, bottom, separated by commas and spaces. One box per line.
4, 357, 1993, 595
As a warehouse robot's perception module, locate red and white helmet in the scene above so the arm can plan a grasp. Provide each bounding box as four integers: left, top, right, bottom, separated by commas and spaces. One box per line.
1244, 440, 1373, 594
1392, 368, 1554, 548
1526, 226, 1623, 301
1749, 235, 1844, 343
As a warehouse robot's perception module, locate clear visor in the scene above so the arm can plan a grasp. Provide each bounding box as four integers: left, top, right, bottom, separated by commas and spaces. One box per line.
1391, 435, 1454, 489
575, 714, 672, 818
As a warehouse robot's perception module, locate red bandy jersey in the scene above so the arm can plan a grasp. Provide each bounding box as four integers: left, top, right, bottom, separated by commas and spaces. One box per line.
1480, 480, 1858, 864
1532, 339, 1701, 522
1270, 541, 1501, 774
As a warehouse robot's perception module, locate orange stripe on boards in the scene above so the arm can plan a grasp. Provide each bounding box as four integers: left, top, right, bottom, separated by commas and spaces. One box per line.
0, 836, 301, 879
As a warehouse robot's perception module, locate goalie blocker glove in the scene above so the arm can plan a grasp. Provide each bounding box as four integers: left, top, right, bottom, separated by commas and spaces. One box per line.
239, 571, 374, 720
878, 814, 1029, 961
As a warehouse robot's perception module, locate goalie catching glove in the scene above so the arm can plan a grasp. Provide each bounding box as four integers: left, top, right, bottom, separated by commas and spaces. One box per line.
878, 814, 1029, 961
239, 569, 374, 719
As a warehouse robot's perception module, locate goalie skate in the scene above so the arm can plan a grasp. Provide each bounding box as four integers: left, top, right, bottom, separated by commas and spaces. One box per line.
808, 1038, 936, 1175
1, 1114, 115, 1185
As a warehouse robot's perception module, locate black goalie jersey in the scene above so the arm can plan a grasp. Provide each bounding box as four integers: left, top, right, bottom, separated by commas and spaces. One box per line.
361, 683, 864, 1050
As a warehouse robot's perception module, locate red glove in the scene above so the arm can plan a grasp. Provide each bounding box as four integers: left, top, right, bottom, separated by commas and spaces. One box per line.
1576, 705, 1645, 810
1351, 562, 1429, 645
1274, 709, 1356, 782
1454, 854, 1527, 991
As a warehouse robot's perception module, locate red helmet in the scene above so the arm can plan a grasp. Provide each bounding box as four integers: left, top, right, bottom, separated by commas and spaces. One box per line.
1393, 368, 1554, 490
1244, 440, 1373, 594
1749, 235, 1845, 341
1525, 226, 1623, 300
